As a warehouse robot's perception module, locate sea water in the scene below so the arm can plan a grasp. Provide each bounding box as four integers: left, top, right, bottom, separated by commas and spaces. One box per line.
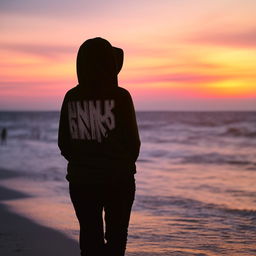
0, 111, 256, 256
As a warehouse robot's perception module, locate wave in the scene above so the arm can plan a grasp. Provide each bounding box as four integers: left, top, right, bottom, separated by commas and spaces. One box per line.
137, 158, 153, 163
181, 152, 256, 167
135, 194, 216, 214
222, 127, 256, 138
135, 194, 256, 221
223, 208, 256, 219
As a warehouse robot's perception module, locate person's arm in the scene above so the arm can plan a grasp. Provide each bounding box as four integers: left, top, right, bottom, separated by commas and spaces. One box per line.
121, 90, 141, 162
58, 94, 71, 161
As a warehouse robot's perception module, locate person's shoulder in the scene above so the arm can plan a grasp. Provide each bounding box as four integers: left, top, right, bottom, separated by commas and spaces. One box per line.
63, 86, 79, 100
65, 86, 79, 96
115, 86, 132, 98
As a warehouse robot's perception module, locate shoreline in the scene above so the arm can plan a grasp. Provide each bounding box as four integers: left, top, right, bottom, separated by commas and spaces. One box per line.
0, 168, 79, 256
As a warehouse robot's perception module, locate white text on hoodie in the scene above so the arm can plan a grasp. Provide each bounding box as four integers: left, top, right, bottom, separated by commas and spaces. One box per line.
68, 100, 115, 142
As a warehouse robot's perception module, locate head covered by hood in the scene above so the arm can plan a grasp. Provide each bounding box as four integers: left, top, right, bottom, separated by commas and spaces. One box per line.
76, 37, 123, 89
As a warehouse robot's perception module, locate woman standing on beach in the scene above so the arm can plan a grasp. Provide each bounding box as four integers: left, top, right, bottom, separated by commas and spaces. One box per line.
58, 37, 140, 256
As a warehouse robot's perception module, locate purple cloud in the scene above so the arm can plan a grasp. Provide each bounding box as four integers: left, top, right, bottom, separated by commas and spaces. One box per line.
0, 43, 75, 59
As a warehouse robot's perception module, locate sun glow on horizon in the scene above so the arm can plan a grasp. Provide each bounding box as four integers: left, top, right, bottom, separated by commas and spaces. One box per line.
0, 0, 256, 110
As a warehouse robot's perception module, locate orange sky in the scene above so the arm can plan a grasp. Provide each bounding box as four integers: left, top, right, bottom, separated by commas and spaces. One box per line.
0, 0, 256, 110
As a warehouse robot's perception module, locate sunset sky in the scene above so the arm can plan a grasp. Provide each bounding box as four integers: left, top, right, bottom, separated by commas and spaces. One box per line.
0, 0, 256, 110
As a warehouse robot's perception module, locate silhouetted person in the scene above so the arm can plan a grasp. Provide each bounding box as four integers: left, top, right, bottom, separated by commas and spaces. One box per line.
1, 128, 7, 145
58, 37, 140, 256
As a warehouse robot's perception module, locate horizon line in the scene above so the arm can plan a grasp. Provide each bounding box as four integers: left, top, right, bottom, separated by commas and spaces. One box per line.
0, 109, 255, 112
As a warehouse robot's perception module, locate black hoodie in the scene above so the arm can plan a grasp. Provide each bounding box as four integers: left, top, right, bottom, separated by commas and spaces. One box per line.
58, 38, 140, 184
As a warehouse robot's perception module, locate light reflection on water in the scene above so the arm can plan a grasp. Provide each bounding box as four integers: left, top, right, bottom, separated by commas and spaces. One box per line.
2, 161, 256, 256
127, 161, 256, 255
129, 209, 255, 256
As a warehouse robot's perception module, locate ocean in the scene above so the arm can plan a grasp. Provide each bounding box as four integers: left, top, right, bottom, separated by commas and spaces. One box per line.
0, 111, 256, 256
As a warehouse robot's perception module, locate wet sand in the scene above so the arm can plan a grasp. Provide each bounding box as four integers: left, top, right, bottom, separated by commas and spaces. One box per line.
0, 169, 79, 256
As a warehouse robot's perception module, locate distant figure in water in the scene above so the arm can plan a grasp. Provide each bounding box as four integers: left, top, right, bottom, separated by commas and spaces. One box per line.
32, 127, 41, 140
58, 37, 140, 256
1, 128, 7, 145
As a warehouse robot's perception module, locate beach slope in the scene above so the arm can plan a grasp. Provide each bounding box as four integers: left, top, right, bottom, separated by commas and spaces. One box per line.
0, 169, 79, 256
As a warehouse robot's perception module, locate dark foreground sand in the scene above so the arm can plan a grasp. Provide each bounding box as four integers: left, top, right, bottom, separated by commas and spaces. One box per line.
0, 169, 80, 256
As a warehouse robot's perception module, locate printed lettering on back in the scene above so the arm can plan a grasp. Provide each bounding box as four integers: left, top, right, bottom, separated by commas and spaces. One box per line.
68, 100, 115, 142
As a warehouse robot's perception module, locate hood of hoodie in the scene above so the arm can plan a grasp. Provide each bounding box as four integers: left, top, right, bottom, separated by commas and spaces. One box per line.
76, 37, 123, 89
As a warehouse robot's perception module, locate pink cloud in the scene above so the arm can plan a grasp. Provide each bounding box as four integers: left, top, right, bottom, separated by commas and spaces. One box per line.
0, 80, 73, 98
187, 29, 256, 48
124, 73, 232, 84
0, 43, 75, 59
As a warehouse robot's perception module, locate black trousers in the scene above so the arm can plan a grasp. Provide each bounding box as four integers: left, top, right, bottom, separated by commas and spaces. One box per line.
69, 176, 135, 256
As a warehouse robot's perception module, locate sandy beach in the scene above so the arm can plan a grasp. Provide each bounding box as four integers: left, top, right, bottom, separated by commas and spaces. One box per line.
0, 168, 79, 256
